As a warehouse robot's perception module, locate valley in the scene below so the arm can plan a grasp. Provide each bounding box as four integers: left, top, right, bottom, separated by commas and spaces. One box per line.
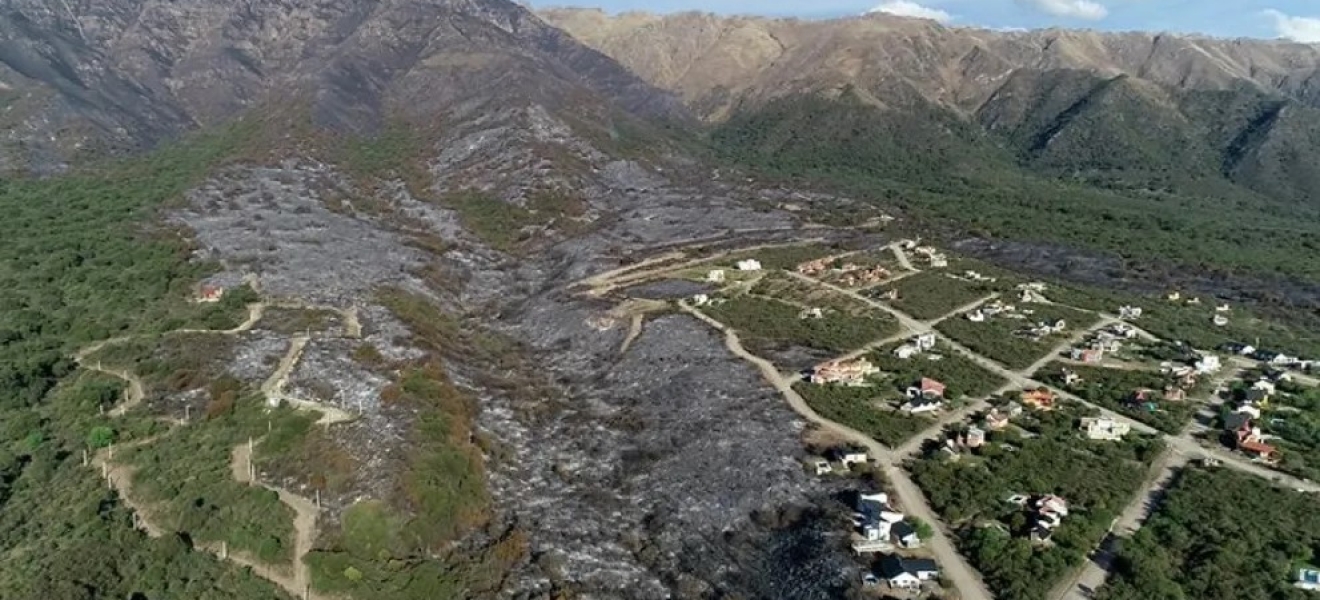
2, 2, 1320, 600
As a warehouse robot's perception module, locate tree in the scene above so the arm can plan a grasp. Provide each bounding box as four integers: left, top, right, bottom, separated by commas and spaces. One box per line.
88, 426, 116, 449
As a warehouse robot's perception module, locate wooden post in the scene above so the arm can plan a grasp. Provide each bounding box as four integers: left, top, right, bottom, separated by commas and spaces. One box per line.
82, 449, 88, 467
185, 405, 191, 421
315, 489, 321, 510
108, 443, 114, 460
221, 541, 228, 559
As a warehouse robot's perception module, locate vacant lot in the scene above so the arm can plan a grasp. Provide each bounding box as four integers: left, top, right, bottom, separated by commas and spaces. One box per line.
751, 271, 892, 316
872, 272, 993, 320
869, 342, 1006, 400
938, 303, 1099, 370
909, 403, 1164, 600
725, 243, 853, 271
795, 382, 930, 446
1102, 468, 1320, 600
1038, 362, 1198, 434
258, 307, 344, 336
704, 294, 899, 356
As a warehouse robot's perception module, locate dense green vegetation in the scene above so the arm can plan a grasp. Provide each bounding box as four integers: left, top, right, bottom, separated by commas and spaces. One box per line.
1043, 284, 1320, 358
704, 294, 898, 355
1102, 468, 1320, 600
909, 402, 1164, 600
0, 121, 297, 598
873, 272, 993, 320
123, 398, 313, 564
710, 92, 1320, 283
869, 342, 1006, 399
938, 303, 1099, 370
1039, 362, 1198, 434
794, 383, 929, 446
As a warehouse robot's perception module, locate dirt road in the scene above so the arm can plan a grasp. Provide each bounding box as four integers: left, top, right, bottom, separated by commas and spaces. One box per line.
262, 336, 356, 426
231, 440, 321, 600
679, 302, 994, 600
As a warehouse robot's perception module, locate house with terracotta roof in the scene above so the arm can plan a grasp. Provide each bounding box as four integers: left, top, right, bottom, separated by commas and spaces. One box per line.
196, 285, 225, 303
810, 358, 879, 386
1234, 422, 1278, 462
1021, 388, 1057, 411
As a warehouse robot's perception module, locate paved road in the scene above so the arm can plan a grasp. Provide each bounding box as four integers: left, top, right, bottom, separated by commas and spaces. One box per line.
679, 302, 994, 600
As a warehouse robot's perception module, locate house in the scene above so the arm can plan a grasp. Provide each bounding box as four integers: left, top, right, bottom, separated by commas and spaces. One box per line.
878, 288, 900, 301
810, 358, 879, 386
1296, 567, 1320, 591
1062, 369, 1083, 386
1234, 424, 1278, 461
1118, 305, 1143, 319
196, 285, 225, 303
907, 378, 946, 400
799, 307, 825, 319
811, 459, 832, 476
735, 259, 762, 271
985, 410, 1011, 431
1187, 297, 1202, 305
1020, 289, 1048, 303
1030, 524, 1055, 543
894, 344, 921, 359
1129, 389, 1159, 412
1166, 291, 1182, 302
856, 493, 905, 544
891, 521, 922, 548
877, 554, 939, 590
827, 446, 870, 469
1216, 303, 1232, 313
967, 310, 987, 323
914, 333, 937, 351
1021, 388, 1057, 411
706, 269, 726, 283
1037, 495, 1069, 517
1195, 354, 1222, 374
1224, 342, 1256, 356
1004, 401, 1024, 417
929, 254, 949, 268
1071, 348, 1104, 364
902, 395, 944, 415
1245, 388, 1271, 406
1081, 417, 1131, 441
1163, 386, 1188, 402
692, 294, 711, 307
1213, 314, 1229, 327
796, 259, 829, 276
1253, 379, 1277, 394
966, 425, 987, 449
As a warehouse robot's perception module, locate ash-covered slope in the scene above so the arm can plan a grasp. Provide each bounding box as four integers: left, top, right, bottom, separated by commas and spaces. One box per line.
0, 0, 688, 172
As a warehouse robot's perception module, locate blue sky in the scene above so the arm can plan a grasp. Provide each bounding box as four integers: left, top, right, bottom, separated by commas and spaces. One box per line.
542, 0, 1320, 42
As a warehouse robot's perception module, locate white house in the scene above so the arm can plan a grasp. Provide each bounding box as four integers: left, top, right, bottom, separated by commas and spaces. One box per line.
1081, 417, 1131, 441
1195, 354, 1222, 374
1296, 567, 1320, 591
915, 332, 937, 350
1118, 305, 1143, 319
692, 294, 711, 306
894, 344, 920, 359
736, 259, 762, 271
1213, 314, 1229, 327
706, 269, 726, 283
967, 310, 987, 322
812, 459, 832, 476
878, 555, 939, 590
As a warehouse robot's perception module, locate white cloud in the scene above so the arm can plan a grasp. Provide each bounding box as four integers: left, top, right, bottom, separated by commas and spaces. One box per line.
1265, 10, 1320, 43
1017, 0, 1108, 21
867, 0, 952, 23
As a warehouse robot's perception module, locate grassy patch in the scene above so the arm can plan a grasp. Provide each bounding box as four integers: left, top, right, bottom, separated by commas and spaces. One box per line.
795, 383, 930, 445
938, 303, 1100, 370
258, 307, 342, 336
869, 342, 1007, 399
86, 332, 238, 402
1038, 362, 1199, 434
440, 189, 592, 253
750, 271, 898, 317
704, 294, 899, 355
909, 402, 1165, 600
874, 271, 995, 320
1102, 468, 1320, 600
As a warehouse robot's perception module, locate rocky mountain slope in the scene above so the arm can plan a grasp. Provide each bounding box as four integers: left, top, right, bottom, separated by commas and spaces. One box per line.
0, 0, 688, 172
541, 9, 1320, 204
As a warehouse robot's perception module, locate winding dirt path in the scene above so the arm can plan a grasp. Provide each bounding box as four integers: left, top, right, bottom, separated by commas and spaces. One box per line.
678, 301, 994, 600
232, 441, 321, 600
90, 436, 167, 538
262, 336, 356, 426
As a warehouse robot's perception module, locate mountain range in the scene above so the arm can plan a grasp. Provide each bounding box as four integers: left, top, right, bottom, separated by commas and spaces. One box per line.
541, 9, 1320, 207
